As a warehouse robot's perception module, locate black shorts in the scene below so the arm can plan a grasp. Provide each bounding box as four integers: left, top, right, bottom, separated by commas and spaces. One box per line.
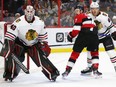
99, 36, 115, 51
73, 32, 99, 52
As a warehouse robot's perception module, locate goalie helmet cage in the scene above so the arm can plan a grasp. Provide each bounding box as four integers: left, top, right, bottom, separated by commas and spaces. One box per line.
1, 22, 30, 70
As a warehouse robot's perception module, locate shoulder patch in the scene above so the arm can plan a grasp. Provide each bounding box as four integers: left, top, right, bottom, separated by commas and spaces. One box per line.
16, 18, 21, 23
11, 24, 16, 30
102, 12, 108, 16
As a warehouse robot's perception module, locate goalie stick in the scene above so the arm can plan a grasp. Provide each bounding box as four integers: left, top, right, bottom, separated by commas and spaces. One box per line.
11, 53, 29, 74
0, 40, 29, 74
0, 40, 4, 45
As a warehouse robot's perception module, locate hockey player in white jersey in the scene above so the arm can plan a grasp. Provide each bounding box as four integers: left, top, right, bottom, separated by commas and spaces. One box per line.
0, 5, 59, 81
81, 2, 116, 75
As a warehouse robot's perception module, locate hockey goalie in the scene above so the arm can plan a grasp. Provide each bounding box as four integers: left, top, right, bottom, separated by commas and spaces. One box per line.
0, 5, 59, 81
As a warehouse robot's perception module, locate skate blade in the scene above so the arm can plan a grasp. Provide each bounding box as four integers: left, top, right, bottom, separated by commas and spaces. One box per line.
62, 74, 68, 79
93, 75, 102, 79
4, 78, 13, 82
81, 72, 92, 76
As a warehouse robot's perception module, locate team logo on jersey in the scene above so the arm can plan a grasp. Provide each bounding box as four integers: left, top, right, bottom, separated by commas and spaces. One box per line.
94, 20, 103, 29
16, 19, 21, 23
25, 29, 38, 41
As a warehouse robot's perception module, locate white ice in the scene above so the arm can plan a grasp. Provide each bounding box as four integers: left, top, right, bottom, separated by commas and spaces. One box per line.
0, 51, 116, 87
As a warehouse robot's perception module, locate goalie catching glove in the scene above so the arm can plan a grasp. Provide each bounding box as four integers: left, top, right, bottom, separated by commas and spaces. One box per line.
111, 31, 116, 40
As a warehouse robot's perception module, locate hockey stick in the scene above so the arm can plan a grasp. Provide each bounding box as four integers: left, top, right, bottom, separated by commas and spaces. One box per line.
0, 40, 4, 45
0, 40, 29, 74
11, 54, 29, 74
49, 43, 73, 47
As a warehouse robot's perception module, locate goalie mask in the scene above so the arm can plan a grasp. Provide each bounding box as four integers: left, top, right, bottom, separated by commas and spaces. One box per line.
25, 5, 35, 22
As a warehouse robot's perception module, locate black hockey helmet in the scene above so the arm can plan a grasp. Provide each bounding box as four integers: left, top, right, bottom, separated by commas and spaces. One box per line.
74, 5, 84, 12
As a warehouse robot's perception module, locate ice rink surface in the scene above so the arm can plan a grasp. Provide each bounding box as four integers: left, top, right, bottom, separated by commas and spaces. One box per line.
0, 52, 116, 87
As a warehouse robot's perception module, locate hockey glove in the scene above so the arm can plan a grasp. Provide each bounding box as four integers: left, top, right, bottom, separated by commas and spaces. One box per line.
67, 32, 73, 42
111, 31, 116, 40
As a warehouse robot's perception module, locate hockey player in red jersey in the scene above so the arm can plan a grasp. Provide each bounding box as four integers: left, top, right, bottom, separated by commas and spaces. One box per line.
81, 2, 116, 75
62, 5, 102, 78
0, 5, 59, 81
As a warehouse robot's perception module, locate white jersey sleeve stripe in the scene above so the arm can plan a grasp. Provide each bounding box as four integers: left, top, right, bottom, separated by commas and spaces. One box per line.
5, 32, 16, 40
38, 32, 48, 41
73, 26, 81, 31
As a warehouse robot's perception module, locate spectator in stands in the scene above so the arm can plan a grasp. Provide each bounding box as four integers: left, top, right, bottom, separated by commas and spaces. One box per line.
33, 0, 43, 16
9, 13, 15, 22
16, 1, 27, 15
3, 10, 10, 22
106, 6, 114, 19
112, 16, 116, 24
15, 13, 21, 19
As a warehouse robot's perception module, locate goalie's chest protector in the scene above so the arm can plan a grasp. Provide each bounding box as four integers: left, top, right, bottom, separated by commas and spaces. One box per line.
16, 16, 44, 45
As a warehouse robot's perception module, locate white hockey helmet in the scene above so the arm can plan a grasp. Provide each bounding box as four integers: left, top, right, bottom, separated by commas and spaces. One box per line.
90, 2, 99, 8
25, 5, 35, 21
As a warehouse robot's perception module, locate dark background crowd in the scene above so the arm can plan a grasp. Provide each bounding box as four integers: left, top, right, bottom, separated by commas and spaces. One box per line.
0, 0, 116, 27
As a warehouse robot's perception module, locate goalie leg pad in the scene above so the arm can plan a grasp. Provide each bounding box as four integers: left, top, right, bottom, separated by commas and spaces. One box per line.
42, 68, 59, 81
39, 45, 60, 81
40, 57, 60, 81
3, 55, 21, 81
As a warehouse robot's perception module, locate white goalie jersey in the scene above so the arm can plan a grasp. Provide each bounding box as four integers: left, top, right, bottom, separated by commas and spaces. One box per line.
88, 11, 115, 39
5, 15, 47, 46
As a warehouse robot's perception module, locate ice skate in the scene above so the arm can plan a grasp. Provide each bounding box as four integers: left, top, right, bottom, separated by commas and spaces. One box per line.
62, 67, 72, 78
81, 67, 92, 75
93, 70, 102, 79
3, 72, 12, 81
62, 70, 70, 78
51, 70, 60, 82
51, 74, 59, 82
